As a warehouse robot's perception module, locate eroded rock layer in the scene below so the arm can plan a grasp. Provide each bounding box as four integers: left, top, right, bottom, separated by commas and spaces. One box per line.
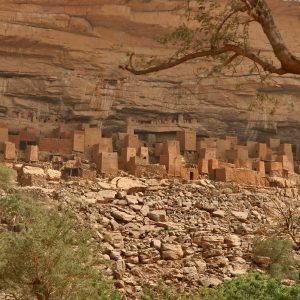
0, 0, 300, 141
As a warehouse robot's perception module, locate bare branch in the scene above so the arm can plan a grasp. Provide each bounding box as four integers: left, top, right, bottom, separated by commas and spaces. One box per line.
264, 198, 300, 248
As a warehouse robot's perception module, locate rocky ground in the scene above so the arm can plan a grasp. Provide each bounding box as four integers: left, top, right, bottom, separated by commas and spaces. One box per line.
13, 171, 299, 299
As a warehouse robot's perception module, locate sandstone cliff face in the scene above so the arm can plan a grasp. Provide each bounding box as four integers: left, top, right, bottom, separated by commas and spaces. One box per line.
1, 0, 300, 141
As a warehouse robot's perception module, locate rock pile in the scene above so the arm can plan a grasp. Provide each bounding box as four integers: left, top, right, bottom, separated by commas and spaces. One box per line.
25, 175, 297, 298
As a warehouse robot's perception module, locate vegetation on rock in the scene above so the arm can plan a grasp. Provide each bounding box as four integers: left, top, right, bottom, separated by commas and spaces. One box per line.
142, 273, 300, 300
253, 237, 298, 280
0, 164, 12, 190
0, 193, 120, 300
200, 273, 300, 300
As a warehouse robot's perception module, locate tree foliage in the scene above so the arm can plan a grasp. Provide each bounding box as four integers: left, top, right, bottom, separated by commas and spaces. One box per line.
0, 193, 120, 300
141, 273, 300, 300
120, 0, 300, 77
200, 273, 300, 300
253, 237, 298, 280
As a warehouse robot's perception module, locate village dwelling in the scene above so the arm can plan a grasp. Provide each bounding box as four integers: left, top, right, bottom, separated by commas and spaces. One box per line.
0, 121, 299, 187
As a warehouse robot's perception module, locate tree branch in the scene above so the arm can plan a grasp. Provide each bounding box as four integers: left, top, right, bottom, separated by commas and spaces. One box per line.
241, 0, 300, 73
214, 4, 248, 39
119, 44, 286, 75
120, 0, 300, 77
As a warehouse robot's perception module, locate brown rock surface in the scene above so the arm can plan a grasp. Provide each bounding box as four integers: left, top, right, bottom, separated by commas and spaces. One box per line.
46, 176, 292, 297
4, 167, 300, 298
0, 1, 300, 140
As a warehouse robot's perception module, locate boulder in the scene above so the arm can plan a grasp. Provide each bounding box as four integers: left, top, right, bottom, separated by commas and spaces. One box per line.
224, 234, 241, 247
212, 210, 225, 217
140, 205, 150, 216
193, 234, 224, 246
151, 239, 162, 250
98, 190, 117, 201
183, 266, 198, 280
203, 249, 224, 259
230, 257, 248, 276
194, 260, 207, 273
206, 256, 229, 267
126, 194, 139, 205
46, 169, 61, 181
200, 277, 222, 287
161, 243, 183, 260
112, 177, 147, 191
148, 210, 167, 222
22, 166, 45, 176
253, 255, 271, 267
231, 210, 249, 221
18, 166, 46, 187
97, 181, 113, 190
139, 248, 160, 264
105, 231, 124, 249
111, 208, 134, 223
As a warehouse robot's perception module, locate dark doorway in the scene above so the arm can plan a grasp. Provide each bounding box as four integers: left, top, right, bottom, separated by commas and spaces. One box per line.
190, 172, 194, 181
63, 168, 81, 177
19, 141, 27, 151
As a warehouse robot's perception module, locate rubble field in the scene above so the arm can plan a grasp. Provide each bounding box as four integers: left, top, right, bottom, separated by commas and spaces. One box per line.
8, 165, 300, 298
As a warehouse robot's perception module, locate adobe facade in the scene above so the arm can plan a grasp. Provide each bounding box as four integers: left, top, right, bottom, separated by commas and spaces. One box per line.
0, 120, 300, 187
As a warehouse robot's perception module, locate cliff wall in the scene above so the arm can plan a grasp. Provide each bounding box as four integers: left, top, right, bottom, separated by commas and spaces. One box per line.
1, 0, 300, 141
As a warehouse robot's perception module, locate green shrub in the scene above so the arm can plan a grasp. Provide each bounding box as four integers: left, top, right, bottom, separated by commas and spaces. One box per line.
200, 273, 300, 300
253, 237, 298, 280
142, 274, 300, 300
0, 164, 12, 189
0, 194, 120, 300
